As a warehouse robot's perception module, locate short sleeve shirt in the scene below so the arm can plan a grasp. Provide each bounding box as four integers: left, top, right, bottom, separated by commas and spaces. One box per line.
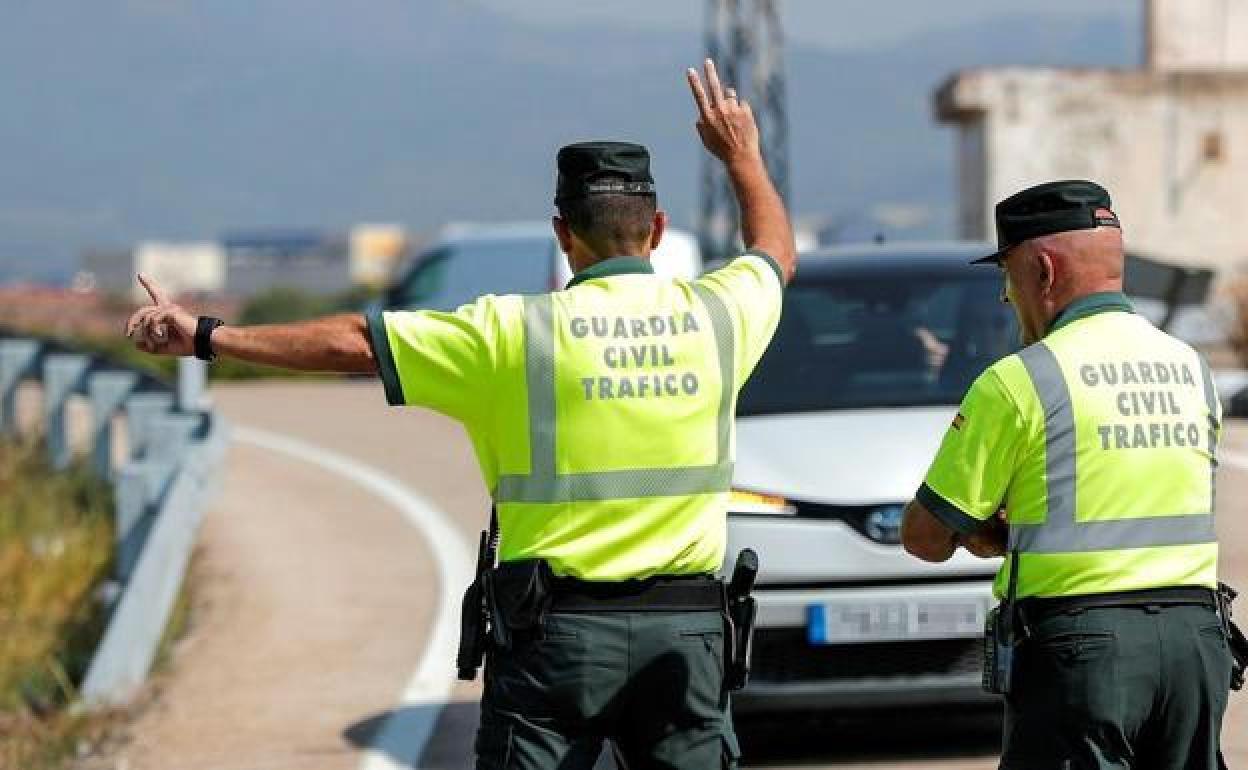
916, 365, 1028, 535
366, 294, 519, 419
367, 250, 785, 416
364, 251, 784, 578
693, 250, 785, 386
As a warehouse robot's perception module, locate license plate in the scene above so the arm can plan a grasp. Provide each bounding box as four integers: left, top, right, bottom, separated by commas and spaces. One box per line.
807, 599, 987, 644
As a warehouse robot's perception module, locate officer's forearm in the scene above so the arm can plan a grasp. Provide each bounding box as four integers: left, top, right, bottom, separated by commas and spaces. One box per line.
210, 314, 378, 374
726, 156, 796, 283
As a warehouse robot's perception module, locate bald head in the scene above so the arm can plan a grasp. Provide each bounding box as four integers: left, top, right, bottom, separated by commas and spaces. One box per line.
1026, 216, 1124, 300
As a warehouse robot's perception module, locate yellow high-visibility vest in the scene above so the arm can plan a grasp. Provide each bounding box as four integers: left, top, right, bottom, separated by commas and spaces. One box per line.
368, 253, 784, 580
919, 292, 1220, 598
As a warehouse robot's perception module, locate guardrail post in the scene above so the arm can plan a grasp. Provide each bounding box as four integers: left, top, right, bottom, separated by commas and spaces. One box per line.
114, 412, 198, 583
43, 353, 91, 471
124, 392, 174, 459
149, 412, 201, 462
177, 357, 208, 412
146, 412, 202, 496
88, 371, 139, 480
0, 339, 40, 437
113, 464, 150, 583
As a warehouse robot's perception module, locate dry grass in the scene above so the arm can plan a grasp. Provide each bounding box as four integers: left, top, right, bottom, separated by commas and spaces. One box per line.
0, 710, 125, 770
0, 439, 115, 769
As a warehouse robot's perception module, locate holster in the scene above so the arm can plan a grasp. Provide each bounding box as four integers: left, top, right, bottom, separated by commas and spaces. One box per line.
456, 530, 492, 681
484, 559, 554, 649
982, 549, 1021, 695
724, 549, 759, 691
1216, 582, 1247, 691
982, 604, 1016, 695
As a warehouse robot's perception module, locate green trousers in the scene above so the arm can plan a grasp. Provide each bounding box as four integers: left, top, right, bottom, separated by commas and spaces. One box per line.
474, 609, 739, 770
1001, 603, 1232, 770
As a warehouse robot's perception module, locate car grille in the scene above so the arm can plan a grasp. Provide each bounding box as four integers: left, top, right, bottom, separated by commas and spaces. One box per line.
750, 628, 983, 683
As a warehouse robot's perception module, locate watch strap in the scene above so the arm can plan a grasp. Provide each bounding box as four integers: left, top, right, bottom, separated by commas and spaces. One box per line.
194, 316, 225, 361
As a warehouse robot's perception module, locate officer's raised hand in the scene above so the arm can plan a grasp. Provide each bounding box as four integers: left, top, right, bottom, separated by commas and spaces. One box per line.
125, 274, 196, 357
685, 58, 795, 282
686, 59, 761, 169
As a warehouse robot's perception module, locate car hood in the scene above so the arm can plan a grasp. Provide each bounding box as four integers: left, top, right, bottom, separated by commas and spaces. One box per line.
734, 407, 956, 504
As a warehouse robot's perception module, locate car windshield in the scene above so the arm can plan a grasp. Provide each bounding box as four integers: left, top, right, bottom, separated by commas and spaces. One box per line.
738, 270, 1019, 415
389, 238, 553, 311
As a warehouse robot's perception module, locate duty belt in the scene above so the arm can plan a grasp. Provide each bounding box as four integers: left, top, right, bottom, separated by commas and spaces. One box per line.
1018, 586, 1216, 619
548, 575, 723, 612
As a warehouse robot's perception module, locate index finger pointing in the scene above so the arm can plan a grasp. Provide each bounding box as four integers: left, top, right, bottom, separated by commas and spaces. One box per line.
137, 273, 169, 306
686, 68, 711, 116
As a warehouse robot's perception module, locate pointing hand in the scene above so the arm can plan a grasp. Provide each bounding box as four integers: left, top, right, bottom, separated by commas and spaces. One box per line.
124, 274, 196, 357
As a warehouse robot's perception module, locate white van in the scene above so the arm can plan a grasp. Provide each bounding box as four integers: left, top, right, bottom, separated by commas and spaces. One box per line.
380, 221, 702, 312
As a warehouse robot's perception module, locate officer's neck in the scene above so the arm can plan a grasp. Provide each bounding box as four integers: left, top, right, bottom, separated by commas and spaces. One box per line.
1042, 283, 1130, 337
570, 248, 652, 275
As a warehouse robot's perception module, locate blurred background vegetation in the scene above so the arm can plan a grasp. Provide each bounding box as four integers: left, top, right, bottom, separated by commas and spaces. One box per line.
0, 439, 115, 768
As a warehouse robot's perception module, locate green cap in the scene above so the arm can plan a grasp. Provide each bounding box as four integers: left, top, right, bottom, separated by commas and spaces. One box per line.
554, 141, 655, 205
975, 180, 1120, 264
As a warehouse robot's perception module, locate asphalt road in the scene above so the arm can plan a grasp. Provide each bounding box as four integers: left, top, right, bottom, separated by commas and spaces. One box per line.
121, 381, 1246, 769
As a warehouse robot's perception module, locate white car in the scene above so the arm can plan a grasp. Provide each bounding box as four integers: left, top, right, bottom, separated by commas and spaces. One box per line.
724, 242, 1019, 712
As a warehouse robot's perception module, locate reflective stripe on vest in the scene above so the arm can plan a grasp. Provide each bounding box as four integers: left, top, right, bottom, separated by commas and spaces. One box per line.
1201, 354, 1220, 512
493, 288, 735, 503
1009, 342, 1218, 554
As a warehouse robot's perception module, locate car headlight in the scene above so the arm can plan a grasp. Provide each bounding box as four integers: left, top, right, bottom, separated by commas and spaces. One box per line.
728, 488, 795, 515
863, 503, 905, 544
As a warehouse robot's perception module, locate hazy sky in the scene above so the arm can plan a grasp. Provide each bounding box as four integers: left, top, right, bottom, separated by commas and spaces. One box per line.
482, 0, 1140, 52
0, 0, 1144, 282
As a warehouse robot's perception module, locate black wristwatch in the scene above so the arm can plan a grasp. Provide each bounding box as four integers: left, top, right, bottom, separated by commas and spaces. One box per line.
194, 316, 225, 361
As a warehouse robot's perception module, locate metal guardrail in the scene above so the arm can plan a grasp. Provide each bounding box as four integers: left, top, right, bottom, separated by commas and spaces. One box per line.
0, 334, 229, 707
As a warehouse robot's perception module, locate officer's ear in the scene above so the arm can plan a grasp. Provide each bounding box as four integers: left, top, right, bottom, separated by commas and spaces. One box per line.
649, 210, 668, 253
1035, 246, 1056, 296
552, 215, 575, 256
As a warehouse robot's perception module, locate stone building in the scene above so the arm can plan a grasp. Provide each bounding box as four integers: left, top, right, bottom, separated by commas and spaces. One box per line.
935, 0, 1248, 284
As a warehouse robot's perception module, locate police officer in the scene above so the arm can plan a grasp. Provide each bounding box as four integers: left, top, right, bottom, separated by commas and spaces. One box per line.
900, 180, 1231, 769
126, 59, 795, 769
